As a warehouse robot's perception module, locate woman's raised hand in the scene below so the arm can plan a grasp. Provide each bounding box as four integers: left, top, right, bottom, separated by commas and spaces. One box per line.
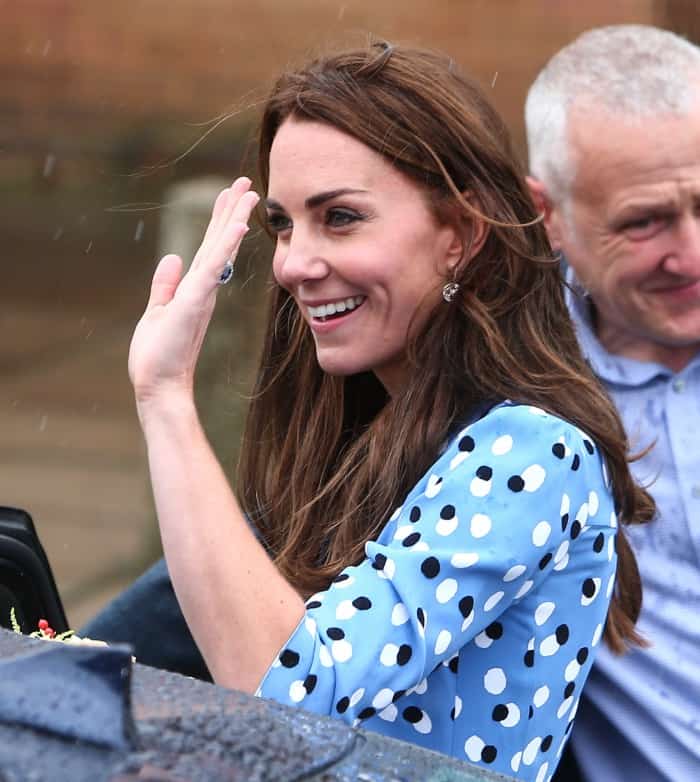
128, 177, 260, 409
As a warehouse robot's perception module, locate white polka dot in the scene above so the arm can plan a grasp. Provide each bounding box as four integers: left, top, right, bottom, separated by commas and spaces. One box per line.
532, 521, 552, 547
436, 578, 458, 604
504, 564, 527, 582
501, 703, 521, 728
332, 639, 353, 663
484, 591, 504, 611
453, 695, 463, 719
523, 736, 542, 765
336, 600, 356, 620
380, 644, 399, 666
349, 688, 365, 707
560, 493, 570, 517
305, 616, 317, 637
606, 573, 615, 598
570, 696, 580, 722
575, 502, 589, 526
522, 464, 546, 491
511, 751, 523, 773
372, 688, 394, 709
492, 434, 513, 455
533, 685, 550, 708
450, 451, 470, 470
319, 645, 333, 668
588, 491, 599, 516
610, 510, 618, 528
565, 659, 581, 681
535, 601, 556, 626
465, 735, 485, 762
470, 476, 491, 497
536, 761, 549, 782
539, 634, 561, 657
412, 541, 430, 552
557, 696, 574, 719
515, 579, 534, 599
474, 630, 494, 649
470, 513, 492, 537
391, 603, 409, 626
528, 406, 548, 416
425, 474, 443, 498
608, 536, 615, 561
289, 680, 307, 703
393, 524, 414, 542
378, 703, 398, 722
413, 712, 433, 734
484, 667, 507, 694
332, 576, 355, 589
436, 516, 459, 536
451, 551, 479, 568
377, 558, 396, 580
435, 629, 452, 655
414, 678, 428, 695
591, 623, 603, 647
389, 505, 403, 521
461, 612, 475, 632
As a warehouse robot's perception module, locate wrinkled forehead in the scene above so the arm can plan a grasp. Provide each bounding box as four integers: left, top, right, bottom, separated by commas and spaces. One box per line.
565, 103, 700, 198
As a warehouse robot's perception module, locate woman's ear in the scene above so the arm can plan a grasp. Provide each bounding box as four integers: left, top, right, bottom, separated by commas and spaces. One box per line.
445, 202, 489, 276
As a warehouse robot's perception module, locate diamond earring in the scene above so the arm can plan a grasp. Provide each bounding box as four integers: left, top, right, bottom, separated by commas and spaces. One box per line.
442, 282, 460, 302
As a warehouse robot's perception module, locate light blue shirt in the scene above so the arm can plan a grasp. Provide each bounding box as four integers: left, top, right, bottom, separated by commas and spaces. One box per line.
566, 276, 700, 782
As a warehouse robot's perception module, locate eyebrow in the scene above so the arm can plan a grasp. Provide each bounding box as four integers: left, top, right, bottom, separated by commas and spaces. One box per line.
265, 188, 369, 212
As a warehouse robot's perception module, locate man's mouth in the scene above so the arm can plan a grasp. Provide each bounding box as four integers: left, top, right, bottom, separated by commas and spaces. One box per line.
307, 296, 366, 322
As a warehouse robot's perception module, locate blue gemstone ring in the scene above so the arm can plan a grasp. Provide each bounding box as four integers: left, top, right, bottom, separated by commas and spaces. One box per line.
218, 260, 234, 286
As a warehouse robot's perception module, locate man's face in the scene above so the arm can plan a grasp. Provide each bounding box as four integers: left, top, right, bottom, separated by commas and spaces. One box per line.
547, 106, 700, 371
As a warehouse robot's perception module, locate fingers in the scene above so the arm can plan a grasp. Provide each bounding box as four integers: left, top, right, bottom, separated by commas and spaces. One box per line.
147, 254, 184, 309
192, 177, 256, 271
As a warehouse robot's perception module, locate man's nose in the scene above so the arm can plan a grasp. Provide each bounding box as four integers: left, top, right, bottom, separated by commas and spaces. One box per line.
663, 213, 700, 277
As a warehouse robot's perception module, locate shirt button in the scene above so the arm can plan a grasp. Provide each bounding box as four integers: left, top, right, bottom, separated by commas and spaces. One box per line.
672, 378, 686, 393
693, 485, 700, 499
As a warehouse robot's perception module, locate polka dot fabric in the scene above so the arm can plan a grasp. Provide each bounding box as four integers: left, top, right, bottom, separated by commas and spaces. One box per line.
257, 403, 617, 781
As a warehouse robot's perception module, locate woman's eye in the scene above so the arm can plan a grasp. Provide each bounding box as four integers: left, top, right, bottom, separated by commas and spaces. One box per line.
621, 214, 668, 241
325, 208, 364, 228
266, 212, 292, 234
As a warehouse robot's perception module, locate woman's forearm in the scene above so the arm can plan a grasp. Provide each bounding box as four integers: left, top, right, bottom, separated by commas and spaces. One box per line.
137, 393, 305, 692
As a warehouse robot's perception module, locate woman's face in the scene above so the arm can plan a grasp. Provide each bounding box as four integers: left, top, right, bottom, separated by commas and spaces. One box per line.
267, 118, 462, 394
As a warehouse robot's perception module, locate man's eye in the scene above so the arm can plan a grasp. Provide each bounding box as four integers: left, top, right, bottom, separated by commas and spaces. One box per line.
325, 208, 364, 228
622, 215, 667, 240
266, 213, 291, 234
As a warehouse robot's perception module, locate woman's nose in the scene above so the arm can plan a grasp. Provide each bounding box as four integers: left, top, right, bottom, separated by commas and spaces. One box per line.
274, 231, 330, 288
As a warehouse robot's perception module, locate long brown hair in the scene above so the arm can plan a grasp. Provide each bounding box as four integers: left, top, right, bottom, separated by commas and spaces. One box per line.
237, 41, 654, 653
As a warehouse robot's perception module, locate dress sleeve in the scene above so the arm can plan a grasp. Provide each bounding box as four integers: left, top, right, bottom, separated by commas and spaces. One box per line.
256, 404, 608, 724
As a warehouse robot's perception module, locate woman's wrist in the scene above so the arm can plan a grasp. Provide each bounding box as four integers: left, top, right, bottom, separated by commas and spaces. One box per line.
134, 387, 200, 436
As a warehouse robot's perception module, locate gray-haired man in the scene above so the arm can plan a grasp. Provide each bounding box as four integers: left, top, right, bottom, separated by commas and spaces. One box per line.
526, 24, 700, 782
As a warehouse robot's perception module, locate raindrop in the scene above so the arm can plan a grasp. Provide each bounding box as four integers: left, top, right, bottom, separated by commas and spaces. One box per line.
43, 153, 56, 178
134, 219, 145, 242
85, 240, 93, 254
53, 226, 64, 240
491, 71, 499, 88
42, 40, 52, 57
39, 414, 48, 432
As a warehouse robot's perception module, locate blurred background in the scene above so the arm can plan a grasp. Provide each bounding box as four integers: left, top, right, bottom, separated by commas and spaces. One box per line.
2, 0, 698, 629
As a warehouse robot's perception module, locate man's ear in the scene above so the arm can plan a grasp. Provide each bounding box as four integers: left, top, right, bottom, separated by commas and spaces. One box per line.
526, 175, 564, 252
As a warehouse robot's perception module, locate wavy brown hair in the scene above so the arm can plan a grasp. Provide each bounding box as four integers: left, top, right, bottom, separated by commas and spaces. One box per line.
237, 41, 654, 653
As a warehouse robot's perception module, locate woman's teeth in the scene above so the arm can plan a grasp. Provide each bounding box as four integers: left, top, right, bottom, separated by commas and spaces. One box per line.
308, 296, 365, 321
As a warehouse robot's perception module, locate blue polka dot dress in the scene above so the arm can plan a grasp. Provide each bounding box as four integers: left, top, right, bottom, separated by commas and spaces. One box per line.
257, 403, 618, 782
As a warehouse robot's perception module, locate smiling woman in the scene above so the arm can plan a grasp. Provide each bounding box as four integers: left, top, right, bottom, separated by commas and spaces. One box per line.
124, 42, 654, 781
